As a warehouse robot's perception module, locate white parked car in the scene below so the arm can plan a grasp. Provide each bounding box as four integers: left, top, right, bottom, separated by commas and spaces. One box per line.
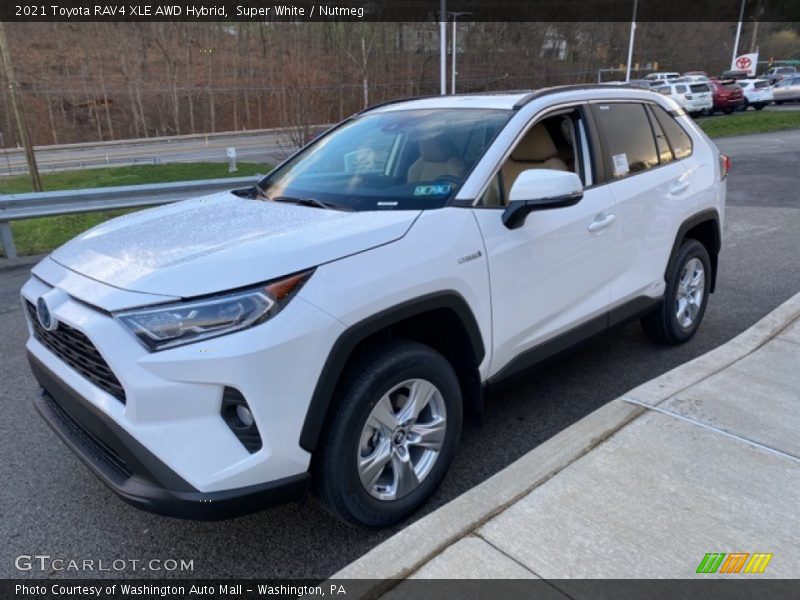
645, 72, 681, 82
738, 79, 773, 110
652, 81, 714, 116
23, 86, 728, 527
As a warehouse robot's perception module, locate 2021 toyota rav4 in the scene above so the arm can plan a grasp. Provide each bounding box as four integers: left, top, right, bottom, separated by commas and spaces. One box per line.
22, 85, 727, 527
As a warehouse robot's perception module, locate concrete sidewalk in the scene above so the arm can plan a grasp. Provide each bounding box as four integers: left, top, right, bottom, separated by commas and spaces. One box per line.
332, 291, 800, 594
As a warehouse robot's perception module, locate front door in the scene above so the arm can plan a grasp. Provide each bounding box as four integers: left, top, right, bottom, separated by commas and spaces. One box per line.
472, 108, 619, 379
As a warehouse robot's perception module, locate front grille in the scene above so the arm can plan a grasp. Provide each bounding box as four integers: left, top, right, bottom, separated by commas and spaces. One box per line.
27, 301, 126, 403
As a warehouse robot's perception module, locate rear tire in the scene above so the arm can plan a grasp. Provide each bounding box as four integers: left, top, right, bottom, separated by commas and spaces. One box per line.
314, 339, 463, 528
754, 103, 765, 110
641, 239, 711, 345
723, 108, 734, 114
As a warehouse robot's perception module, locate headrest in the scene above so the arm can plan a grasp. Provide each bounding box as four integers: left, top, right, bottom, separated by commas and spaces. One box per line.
511, 124, 558, 162
418, 134, 458, 162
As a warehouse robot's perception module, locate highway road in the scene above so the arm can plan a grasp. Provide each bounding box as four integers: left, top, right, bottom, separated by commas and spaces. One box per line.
1, 130, 799, 579
0, 129, 297, 175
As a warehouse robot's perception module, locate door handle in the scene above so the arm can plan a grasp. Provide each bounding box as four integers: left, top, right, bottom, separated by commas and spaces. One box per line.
587, 213, 616, 233
669, 180, 691, 195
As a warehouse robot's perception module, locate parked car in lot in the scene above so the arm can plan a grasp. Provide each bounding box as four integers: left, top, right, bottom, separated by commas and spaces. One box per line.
772, 76, 800, 104
720, 70, 750, 81
22, 85, 727, 527
681, 74, 710, 83
652, 81, 713, 117
738, 79, 773, 110
765, 66, 797, 85
645, 72, 681, 82
708, 79, 745, 114
627, 79, 657, 89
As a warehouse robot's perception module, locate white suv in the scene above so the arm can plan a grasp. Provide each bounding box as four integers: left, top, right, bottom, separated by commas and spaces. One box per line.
652, 81, 714, 116
739, 78, 774, 110
23, 86, 727, 527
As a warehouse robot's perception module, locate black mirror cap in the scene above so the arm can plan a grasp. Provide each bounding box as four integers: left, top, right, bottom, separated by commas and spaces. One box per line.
502, 191, 583, 230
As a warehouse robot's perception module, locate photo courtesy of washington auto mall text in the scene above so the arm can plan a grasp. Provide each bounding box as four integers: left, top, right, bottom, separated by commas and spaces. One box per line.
2, 0, 800, 599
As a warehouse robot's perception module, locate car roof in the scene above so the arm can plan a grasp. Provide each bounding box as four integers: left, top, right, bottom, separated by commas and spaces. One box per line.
364, 85, 668, 114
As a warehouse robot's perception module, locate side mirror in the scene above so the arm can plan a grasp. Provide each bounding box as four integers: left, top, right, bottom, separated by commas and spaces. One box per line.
502, 169, 584, 230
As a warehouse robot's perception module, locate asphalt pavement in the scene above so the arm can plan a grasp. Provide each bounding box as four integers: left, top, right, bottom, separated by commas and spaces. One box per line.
1, 130, 799, 579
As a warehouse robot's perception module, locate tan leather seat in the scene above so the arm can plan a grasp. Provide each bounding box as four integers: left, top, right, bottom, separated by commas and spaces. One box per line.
407, 134, 465, 183
501, 124, 568, 198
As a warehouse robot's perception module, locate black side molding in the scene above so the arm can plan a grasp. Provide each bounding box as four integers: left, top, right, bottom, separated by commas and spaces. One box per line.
299, 291, 485, 453
488, 295, 661, 387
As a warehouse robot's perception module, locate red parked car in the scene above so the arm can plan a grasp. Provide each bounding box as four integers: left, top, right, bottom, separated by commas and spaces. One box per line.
707, 79, 745, 114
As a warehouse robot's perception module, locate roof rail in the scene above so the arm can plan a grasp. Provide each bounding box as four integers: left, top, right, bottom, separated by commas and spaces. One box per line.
512, 83, 656, 109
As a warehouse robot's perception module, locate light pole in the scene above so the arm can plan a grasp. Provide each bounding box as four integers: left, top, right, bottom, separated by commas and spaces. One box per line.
448, 12, 470, 94
439, 0, 447, 95
624, 0, 638, 82
731, 0, 746, 70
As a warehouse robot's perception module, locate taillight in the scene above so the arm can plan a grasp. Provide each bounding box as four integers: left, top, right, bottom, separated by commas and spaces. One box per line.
719, 154, 731, 180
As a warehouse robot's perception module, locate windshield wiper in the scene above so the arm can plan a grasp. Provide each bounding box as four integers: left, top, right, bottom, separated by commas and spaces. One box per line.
271, 196, 354, 212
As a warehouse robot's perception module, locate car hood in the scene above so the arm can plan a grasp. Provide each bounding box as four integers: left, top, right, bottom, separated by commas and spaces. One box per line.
50, 192, 420, 298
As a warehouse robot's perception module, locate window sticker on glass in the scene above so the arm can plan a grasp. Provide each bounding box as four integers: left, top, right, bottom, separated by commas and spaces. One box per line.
612, 153, 630, 177
413, 183, 453, 196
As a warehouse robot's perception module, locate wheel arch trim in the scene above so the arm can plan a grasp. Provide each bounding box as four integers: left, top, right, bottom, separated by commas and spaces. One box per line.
667, 208, 721, 293
299, 291, 486, 453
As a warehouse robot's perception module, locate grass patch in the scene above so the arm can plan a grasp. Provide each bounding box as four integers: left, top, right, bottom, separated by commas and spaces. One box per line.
2, 162, 270, 257
698, 110, 800, 138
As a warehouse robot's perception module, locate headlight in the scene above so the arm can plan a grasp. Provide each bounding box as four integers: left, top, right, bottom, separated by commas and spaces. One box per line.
115, 271, 312, 351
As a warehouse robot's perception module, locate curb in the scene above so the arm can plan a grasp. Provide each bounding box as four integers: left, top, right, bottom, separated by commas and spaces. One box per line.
329, 289, 800, 595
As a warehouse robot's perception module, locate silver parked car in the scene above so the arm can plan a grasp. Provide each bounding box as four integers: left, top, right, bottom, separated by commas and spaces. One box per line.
772, 76, 800, 104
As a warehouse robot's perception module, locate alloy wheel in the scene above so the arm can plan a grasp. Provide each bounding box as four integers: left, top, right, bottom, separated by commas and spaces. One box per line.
357, 378, 447, 501
675, 257, 705, 328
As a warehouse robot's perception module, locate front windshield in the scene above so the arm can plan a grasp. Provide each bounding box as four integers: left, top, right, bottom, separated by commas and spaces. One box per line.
259, 108, 512, 211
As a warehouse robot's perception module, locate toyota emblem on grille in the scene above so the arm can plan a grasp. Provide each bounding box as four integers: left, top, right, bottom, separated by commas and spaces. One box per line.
36, 296, 57, 331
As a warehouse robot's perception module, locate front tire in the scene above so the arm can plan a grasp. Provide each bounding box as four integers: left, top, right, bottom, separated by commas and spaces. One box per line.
315, 339, 463, 528
641, 239, 711, 345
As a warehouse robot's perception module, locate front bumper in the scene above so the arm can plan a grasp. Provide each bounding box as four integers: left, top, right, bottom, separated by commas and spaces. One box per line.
29, 352, 310, 520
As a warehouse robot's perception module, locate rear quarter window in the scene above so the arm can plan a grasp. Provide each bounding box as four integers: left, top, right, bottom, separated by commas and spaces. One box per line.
650, 104, 693, 160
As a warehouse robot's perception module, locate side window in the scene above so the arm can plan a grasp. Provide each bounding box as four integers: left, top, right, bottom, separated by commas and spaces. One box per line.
650, 104, 693, 160
479, 108, 589, 207
645, 106, 674, 164
592, 102, 659, 178
674, 85, 687, 94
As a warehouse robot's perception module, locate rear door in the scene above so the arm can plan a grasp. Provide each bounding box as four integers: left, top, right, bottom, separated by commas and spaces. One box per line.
590, 101, 698, 307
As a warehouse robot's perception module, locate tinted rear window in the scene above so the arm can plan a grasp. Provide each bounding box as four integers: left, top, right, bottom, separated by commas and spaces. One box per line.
722, 82, 741, 91
754, 80, 769, 89
651, 104, 693, 160
592, 103, 659, 177
690, 84, 709, 93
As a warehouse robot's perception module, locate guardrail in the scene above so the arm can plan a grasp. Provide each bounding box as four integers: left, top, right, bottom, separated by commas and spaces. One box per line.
0, 175, 261, 259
